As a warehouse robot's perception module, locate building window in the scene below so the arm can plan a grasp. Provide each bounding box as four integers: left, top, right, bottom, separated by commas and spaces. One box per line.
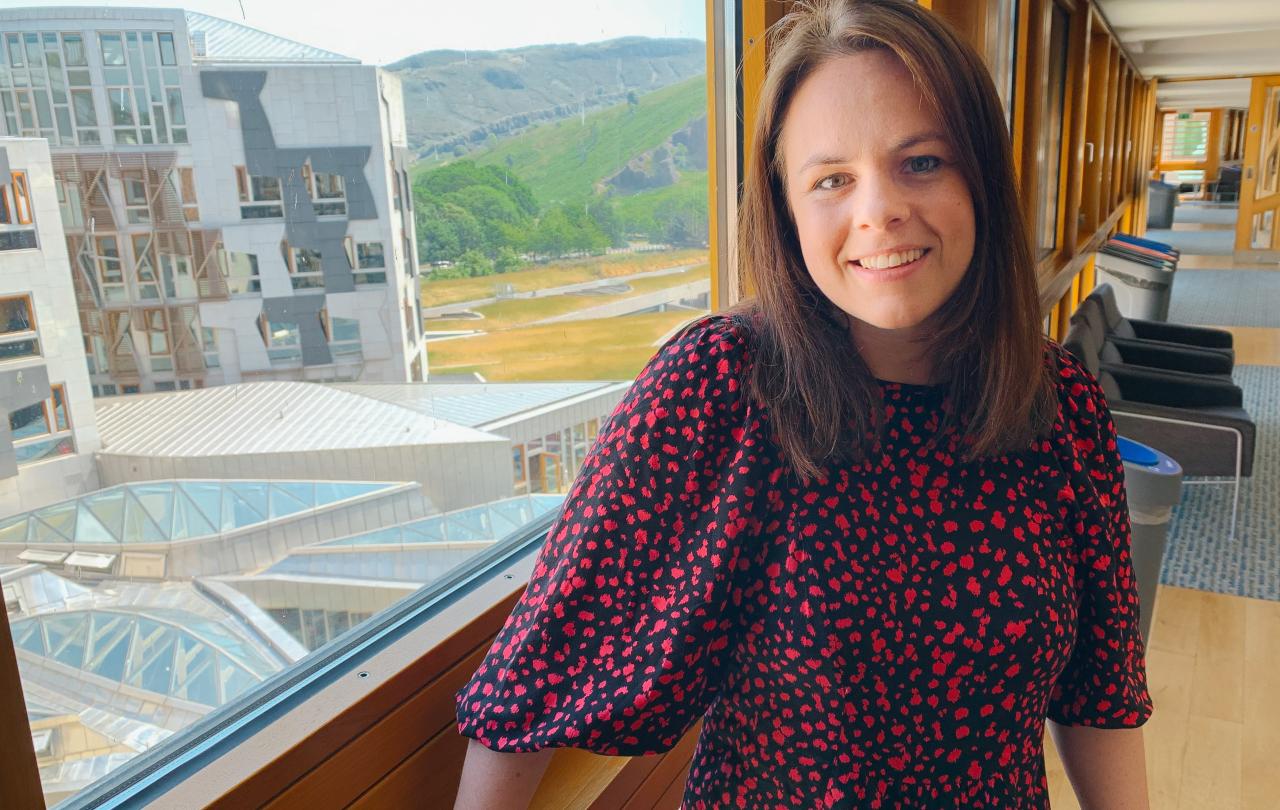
0, 295, 40, 362
219, 250, 261, 295
344, 238, 387, 285
142, 308, 172, 372
0, 33, 96, 145
7, 171, 33, 224
177, 167, 199, 221
95, 236, 128, 303
302, 162, 347, 216
321, 309, 362, 359
130, 234, 161, 301
236, 167, 283, 219
9, 384, 75, 465
98, 30, 186, 145
121, 171, 151, 224
260, 316, 302, 364
201, 326, 220, 369
512, 444, 528, 494
161, 253, 197, 299
1, 171, 38, 250
1161, 111, 1211, 162
285, 242, 325, 290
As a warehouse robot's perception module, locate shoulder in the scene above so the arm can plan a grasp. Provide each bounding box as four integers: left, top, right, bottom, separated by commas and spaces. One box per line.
635, 313, 754, 398
1043, 339, 1110, 423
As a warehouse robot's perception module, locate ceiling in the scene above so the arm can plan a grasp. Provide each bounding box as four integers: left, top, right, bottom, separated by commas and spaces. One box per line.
1094, 0, 1280, 109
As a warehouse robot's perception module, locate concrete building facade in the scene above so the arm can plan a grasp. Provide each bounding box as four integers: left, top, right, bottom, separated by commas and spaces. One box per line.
0, 8, 426, 397
0, 136, 100, 517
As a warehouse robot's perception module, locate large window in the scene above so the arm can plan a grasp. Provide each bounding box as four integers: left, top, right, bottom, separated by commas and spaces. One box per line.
8, 383, 75, 464
219, 249, 261, 295
0, 3, 714, 805
302, 162, 348, 216
0, 294, 40, 362
0, 170, 37, 251
235, 166, 284, 219
0, 32, 99, 145
97, 30, 187, 145
1161, 111, 1211, 162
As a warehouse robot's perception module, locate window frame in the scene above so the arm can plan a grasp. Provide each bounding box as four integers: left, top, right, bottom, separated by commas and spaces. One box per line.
235, 166, 284, 219
10, 171, 33, 225
0, 294, 41, 363
9, 382, 76, 466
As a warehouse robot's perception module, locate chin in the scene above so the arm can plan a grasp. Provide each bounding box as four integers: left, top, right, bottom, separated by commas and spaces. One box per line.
850, 307, 931, 332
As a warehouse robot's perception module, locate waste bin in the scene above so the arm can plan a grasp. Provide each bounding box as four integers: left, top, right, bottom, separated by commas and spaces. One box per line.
1095, 245, 1176, 321
1118, 436, 1183, 644
1146, 180, 1177, 229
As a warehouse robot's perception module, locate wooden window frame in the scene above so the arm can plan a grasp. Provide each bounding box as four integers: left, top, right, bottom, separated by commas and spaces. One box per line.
10, 172, 33, 225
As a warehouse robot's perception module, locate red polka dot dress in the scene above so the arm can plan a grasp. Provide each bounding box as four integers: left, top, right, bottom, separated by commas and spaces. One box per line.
456, 314, 1152, 809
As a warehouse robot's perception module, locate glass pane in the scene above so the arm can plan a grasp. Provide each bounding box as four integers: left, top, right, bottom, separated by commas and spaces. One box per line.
0, 296, 33, 335
9, 401, 49, 440
63, 33, 87, 67
99, 33, 125, 66
4, 4, 713, 805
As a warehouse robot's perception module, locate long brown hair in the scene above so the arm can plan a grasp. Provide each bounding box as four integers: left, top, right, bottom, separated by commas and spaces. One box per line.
724, 0, 1056, 483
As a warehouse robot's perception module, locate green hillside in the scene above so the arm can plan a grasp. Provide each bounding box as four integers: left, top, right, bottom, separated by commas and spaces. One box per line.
460, 76, 706, 206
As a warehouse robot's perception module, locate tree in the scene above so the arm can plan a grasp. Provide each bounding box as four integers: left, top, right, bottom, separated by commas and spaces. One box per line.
456, 250, 495, 278
494, 246, 525, 274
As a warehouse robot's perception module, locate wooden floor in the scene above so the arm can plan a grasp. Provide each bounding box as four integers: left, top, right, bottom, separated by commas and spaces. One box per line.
1044, 588, 1280, 809
1045, 244, 1280, 808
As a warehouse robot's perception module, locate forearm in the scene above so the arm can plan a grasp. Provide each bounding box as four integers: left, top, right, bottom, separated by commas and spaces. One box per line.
453, 739, 555, 810
1047, 720, 1149, 810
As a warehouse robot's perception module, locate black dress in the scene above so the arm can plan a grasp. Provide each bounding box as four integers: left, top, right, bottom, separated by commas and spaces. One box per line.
456, 314, 1152, 809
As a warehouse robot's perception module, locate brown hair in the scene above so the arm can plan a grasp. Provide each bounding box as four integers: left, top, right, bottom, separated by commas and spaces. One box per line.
724, 0, 1056, 483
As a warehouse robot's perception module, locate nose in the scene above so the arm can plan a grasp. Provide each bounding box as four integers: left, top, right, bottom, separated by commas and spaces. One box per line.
850, 170, 910, 231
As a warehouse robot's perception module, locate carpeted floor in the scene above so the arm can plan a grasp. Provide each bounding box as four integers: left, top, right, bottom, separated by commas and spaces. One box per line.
1169, 203, 1239, 226
1144, 226, 1236, 255
1166, 270, 1280, 327
1161, 364, 1279, 601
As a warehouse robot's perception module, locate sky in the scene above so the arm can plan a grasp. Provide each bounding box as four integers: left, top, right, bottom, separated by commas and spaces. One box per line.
11, 0, 707, 65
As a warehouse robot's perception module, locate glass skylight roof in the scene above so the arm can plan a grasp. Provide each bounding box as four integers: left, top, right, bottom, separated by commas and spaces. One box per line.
319, 493, 565, 548
0, 481, 396, 547
11, 608, 279, 707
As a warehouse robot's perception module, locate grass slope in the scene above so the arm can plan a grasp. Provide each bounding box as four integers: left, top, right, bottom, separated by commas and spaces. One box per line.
425, 311, 701, 382
420, 248, 707, 308
443, 76, 706, 206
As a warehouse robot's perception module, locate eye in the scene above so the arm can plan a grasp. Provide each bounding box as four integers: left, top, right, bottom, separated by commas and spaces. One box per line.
814, 173, 851, 191
906, 155, 942, 174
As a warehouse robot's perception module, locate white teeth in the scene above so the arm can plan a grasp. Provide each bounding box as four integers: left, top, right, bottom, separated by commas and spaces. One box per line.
859, 248, 926, 270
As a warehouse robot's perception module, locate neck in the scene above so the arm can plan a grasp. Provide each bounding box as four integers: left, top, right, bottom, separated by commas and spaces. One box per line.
846, 315, 934, 385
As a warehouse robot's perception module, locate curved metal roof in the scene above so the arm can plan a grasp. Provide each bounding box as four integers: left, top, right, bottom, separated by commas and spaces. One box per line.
94, 382, 501, 457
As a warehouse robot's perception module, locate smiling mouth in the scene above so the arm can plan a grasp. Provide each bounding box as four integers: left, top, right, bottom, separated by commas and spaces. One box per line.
852, 248, 930, 270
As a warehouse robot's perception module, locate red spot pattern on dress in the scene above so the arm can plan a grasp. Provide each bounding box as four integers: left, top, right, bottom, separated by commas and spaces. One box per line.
456, 315, 1152, 809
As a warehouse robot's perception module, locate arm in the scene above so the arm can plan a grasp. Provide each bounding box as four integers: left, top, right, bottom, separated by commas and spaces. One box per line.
453, 741, 554, 810
1047, 721, 1149, 810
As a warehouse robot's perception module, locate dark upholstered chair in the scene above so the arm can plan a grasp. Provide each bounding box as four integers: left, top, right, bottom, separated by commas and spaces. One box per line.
1072, 299, 1234, 379
1083, 283, 1234, 356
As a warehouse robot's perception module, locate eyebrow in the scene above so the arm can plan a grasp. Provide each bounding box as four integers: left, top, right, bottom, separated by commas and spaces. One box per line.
796, 131, 950, 174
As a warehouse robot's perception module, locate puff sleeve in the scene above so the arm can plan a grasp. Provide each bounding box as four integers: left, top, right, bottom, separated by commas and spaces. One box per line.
1046, 345, 1155, 728
456, 315, 764, 754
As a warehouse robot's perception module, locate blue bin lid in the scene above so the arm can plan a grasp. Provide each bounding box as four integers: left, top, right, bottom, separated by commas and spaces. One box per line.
1117, 436, 1160, 466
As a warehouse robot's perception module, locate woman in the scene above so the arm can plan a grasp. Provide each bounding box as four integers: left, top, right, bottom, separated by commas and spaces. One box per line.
454, 1, 1152, 807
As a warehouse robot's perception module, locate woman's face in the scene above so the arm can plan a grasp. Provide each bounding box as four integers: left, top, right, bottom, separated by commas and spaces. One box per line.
780, 50, 976, 333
